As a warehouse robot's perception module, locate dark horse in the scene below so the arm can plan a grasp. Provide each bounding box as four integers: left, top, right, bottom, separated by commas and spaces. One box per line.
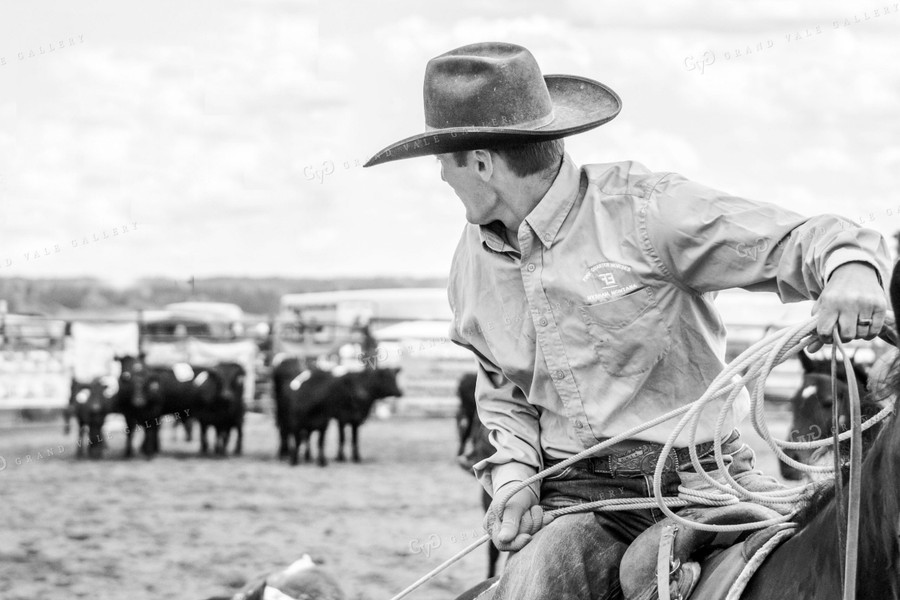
740, 269, 900, 599
456, 372, 503, 579
781, 349, 884, 480
455, 263, 900, 600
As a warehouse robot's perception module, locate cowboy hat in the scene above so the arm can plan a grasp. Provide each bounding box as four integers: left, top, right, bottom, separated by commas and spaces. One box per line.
363, 42, 621, 168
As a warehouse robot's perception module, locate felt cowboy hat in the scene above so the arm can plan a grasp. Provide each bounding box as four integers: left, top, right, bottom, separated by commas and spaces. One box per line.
364, 42, 621, 168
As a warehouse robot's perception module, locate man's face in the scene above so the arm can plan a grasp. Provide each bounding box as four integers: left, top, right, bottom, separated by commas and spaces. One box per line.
436, 153, 498, 225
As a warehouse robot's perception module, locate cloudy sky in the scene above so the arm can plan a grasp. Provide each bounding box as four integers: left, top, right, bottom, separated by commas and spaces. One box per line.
1, 0, 898, 284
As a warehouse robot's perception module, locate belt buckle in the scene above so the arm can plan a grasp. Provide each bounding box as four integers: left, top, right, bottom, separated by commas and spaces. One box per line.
611, 444, 676, 475
640, 449, 677, 474
610, 447, 648, 474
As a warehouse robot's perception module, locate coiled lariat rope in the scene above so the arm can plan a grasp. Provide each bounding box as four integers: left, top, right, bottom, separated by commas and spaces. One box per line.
388, 315, 895, 600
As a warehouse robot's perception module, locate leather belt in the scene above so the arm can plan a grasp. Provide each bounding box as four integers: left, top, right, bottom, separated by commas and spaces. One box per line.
545, 432, 738, 476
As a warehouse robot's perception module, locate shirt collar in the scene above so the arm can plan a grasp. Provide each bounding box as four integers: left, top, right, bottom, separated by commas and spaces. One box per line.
477, 153, 581, 256
479, 220, 520, 258
523, 153, 581, 249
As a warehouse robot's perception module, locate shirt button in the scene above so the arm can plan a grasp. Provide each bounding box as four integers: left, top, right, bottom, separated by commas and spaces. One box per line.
542, 233, 551, 242
539, 318, 548, 327
575, 420, 583, 429
552, 370, 565, 380
526, 263, 536, 272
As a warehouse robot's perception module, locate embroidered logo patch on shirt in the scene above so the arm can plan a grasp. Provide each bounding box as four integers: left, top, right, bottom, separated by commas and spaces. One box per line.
582, 262, 641, 303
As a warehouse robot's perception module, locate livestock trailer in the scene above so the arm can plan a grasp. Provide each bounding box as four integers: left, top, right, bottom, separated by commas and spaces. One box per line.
140, 302, 261, 408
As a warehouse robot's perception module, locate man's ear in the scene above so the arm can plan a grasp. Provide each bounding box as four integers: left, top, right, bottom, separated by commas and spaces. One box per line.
472, 149, 494, 181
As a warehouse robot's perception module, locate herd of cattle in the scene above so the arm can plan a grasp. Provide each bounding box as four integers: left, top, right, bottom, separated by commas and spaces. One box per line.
63, 355, 403, 464
62, 344, 886, 502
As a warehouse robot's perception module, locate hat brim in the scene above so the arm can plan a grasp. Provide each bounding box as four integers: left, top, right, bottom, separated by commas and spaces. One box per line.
363, 75, 621, 168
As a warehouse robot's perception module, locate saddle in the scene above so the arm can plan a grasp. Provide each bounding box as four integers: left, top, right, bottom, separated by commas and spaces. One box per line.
620, 503, 795, 600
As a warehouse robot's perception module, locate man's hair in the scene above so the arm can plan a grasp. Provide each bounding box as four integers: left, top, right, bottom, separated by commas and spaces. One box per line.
451, 138, 564, 179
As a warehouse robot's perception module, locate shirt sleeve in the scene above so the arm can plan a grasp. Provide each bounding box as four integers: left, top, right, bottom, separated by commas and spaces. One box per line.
448, 300, 542, 500
641, 173, 891, 299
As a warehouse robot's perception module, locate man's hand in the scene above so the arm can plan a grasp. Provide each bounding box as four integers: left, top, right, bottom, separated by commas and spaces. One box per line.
808, 262, 887, 352
483, 482, 550, 552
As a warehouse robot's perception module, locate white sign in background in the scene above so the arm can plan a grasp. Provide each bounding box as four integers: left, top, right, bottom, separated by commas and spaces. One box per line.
0, 350, 70, 410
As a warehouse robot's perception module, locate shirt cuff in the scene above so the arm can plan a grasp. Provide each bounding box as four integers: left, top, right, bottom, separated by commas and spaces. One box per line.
823, 250, 885, 288
489, 462, 540, 500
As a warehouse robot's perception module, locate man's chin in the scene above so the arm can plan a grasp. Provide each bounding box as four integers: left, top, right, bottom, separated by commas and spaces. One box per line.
464, 211, 492, 226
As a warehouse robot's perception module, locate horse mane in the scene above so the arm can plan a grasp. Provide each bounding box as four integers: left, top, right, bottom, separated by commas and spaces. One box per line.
792, 479, 838, 529
791, 353, 900, 566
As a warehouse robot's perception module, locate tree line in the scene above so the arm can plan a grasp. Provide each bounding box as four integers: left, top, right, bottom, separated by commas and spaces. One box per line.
0, 276, 447, 316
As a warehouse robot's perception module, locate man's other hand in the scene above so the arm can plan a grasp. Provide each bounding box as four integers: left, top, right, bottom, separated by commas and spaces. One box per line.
809, 262, 887, 352
483, 482, 549, 552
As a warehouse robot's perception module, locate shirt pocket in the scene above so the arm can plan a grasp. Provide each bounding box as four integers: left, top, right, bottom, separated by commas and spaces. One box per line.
578, 287, 671, 376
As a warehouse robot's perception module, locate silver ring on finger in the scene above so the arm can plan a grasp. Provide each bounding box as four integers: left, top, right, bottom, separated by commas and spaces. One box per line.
857, 316, 874, 338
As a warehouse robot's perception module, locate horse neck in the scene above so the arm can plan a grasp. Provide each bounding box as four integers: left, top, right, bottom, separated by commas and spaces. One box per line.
854, 411, 900, 594
793, 409, 900, 598
752, 427, 898, 598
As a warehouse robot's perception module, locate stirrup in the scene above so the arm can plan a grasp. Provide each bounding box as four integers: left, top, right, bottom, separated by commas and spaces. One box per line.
670, 561, 701, 600
658, 525, 701, 600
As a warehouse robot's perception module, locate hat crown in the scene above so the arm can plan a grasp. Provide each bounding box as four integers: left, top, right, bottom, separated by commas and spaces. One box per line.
423, 42, 553, 130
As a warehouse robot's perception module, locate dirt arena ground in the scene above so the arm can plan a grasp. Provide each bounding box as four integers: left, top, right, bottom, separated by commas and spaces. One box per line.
0, 407, 795, 600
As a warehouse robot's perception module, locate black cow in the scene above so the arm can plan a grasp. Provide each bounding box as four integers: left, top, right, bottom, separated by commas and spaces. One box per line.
115, 355, 166, 457
273, 358, 337, 465
455, 372, 502, 578
332, 368, 402, 463
273, 356, 306, 460
276, 362, 402, 467
143, 362, 244, 456
193, 362, 246, 455
65, 378, 118, 458
115, 356, 230, 458
781, 349, 883, 480
285, 367, 341, 467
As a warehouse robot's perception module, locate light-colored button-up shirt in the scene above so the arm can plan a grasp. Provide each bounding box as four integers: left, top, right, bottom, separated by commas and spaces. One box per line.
448, 154, 890, 497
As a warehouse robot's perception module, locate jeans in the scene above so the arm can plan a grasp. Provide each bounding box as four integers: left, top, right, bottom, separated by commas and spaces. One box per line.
491, 433, 784, 600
